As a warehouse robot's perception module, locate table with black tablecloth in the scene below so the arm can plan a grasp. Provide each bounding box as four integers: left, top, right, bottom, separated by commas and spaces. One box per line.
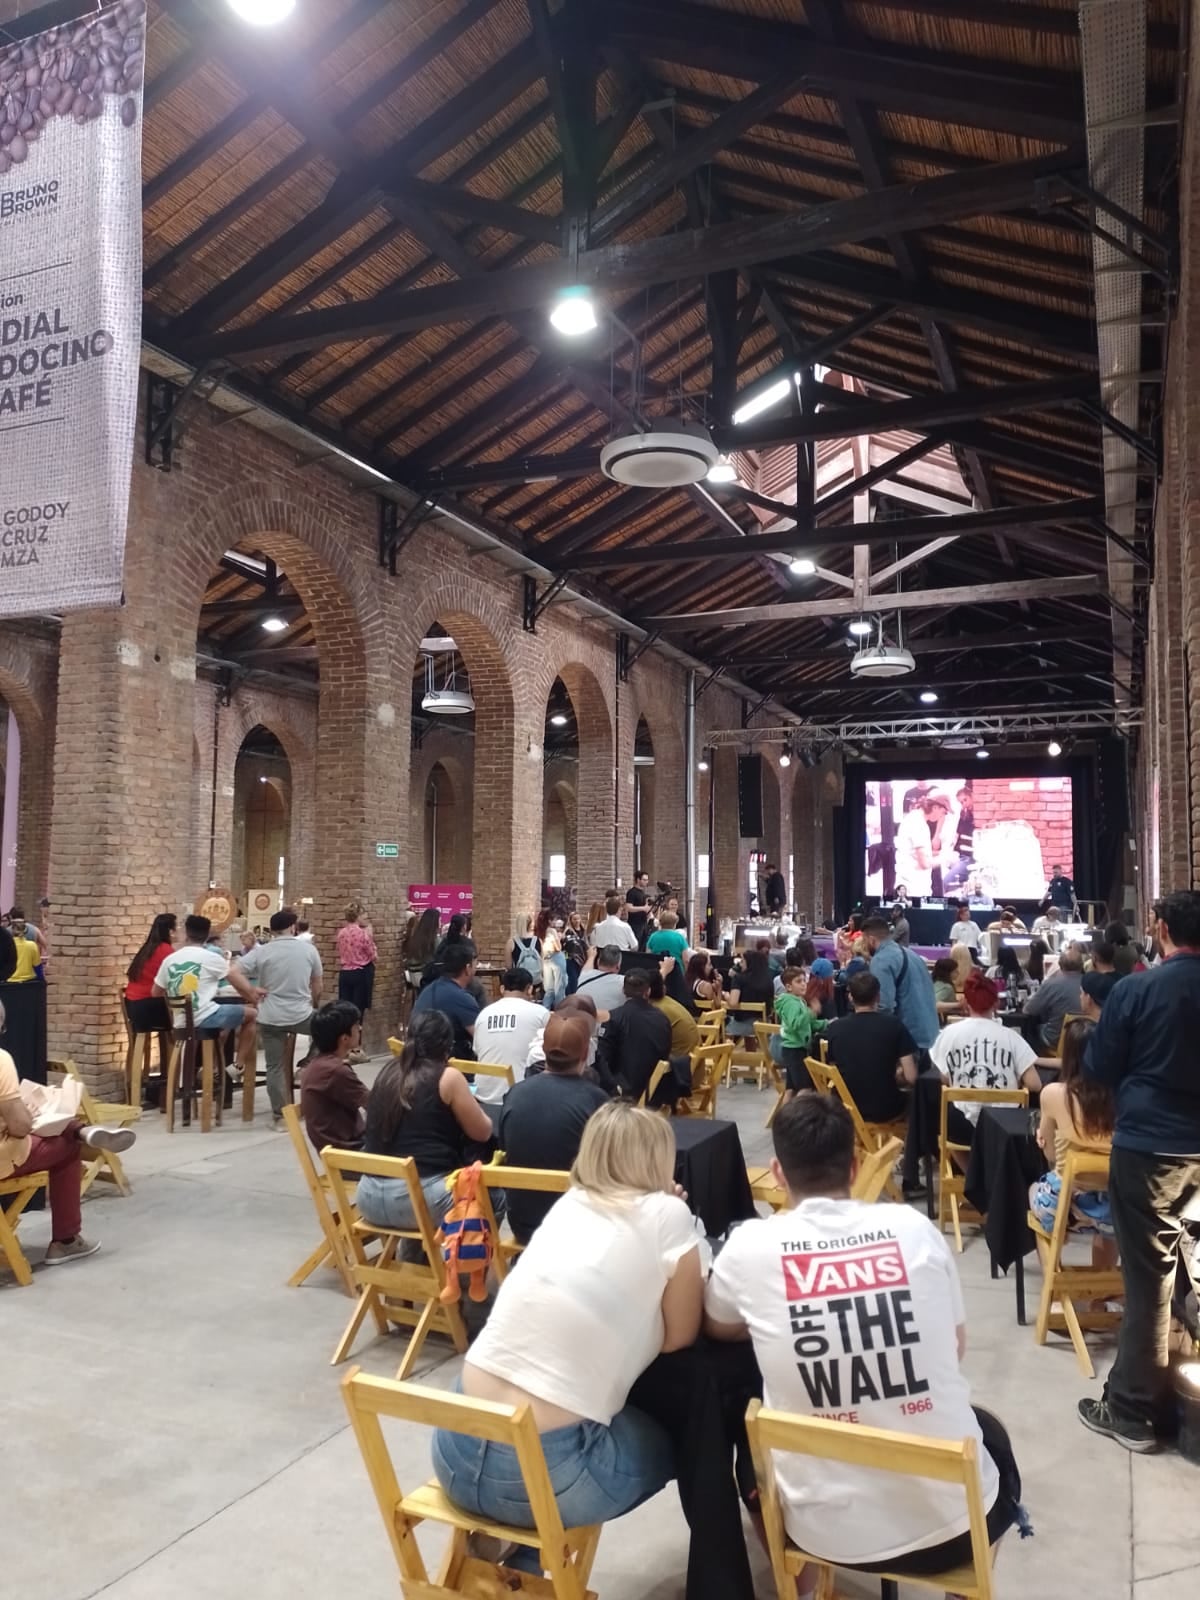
672, 1118, 757, 1237
963, 1103, 1048, 1323
0, 980, 48, 1085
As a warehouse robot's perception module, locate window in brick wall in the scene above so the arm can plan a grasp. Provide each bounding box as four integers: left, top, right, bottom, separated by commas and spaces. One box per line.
548, 853, 567, 888
698, 853, 710, 890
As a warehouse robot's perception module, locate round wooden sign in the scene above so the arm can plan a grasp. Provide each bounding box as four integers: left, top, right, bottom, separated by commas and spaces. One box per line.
248, 889, 276, 917
194, 886, 237, 933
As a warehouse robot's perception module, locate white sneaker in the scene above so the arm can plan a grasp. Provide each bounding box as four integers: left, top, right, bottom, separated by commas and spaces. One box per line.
80, 1125, 137, 1153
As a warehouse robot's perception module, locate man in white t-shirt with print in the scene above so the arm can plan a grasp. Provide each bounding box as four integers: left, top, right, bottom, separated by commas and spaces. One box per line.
705, 1092, 1024, 1579
471, 968, 549, 1122
930, 969, 1049, 1143
155, 912, 261, 1071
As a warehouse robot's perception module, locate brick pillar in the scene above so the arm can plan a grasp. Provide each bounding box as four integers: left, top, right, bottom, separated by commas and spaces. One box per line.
631, 667, 686, 890
792, 767, 818, 924
563, 665, 617, 906
614, 676, 635, 889
713, 747, 745, 919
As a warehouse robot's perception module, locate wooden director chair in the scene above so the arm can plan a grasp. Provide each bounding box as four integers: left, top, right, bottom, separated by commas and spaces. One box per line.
939, 1085, 1029, 1253
280, 1104, 357, 1296
449, 1057, 516, 1095
342, 1367, 602, 1600
746, 1401, 997, 1600
1029, 1147, 1123, 1377
0, 1171, 49, 1287
324, 1148, 469, 1379
636, 1059, 671, 1110
476, 1160, 571, 1281
50, 1057, 140, 1196
747, 1136, 902, 1214
696, 1007, 727, 1047
726, 1002, 768, 1087
806, 1055, 907, 1203
676, 1040, 729, 1119
754, 1021, 785, 1128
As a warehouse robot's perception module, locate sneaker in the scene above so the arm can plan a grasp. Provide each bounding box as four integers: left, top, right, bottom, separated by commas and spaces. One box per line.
1077, 1397, 1157, 1453
346, 1048, 370, 1065
80, 1124, 137, 1154
44, 1236, 102, 1265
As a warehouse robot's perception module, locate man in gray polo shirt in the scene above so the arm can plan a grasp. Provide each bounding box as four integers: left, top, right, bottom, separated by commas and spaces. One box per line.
235, 908, 323, 1124
574, 945, 628, 1017
1023, 948, 1084, 1052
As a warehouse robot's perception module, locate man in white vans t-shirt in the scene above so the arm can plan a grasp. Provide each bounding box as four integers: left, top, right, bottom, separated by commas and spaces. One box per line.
705, 1093, 1022, 1577
471, 969, 549, 1116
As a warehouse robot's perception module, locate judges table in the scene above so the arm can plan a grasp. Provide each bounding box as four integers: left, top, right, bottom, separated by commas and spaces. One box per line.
671, 1118, 757, 1238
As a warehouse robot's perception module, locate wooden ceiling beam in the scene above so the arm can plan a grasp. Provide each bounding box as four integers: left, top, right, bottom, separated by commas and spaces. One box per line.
187, 152, 1082, 361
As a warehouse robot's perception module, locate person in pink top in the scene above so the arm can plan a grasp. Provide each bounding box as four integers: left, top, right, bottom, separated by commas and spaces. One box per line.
336, 902, 378, 1028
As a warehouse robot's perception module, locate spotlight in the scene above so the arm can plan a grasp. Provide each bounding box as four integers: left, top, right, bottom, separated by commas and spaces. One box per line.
549, 286, 597, 336
706, 455, 737, 484
549, 712, 568, 727
975, 748, 989, 760
789, 556, 816, 575
848, 619, 872, 638
261, 616, 287, 632
227, 0, 295, 23
920, 690, 939, 705
779, 748, 792, 769
697, 759, 709, 772
1048, 740, 1062, 757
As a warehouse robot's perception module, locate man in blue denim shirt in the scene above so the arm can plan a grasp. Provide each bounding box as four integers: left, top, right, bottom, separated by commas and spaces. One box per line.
1078, 889, 1200, 1453
861, 914, 940, 1054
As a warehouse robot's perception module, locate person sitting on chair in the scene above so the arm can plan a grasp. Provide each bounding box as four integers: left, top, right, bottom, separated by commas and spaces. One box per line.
930, 970, 1051, 1150
822, 970, 918, 1124
595, 970, 675, 1104
704, 1092, 1029, 1582
0, 1005, 138, 1264
154, 913, 261, 1075
300, 1001, 368, 1155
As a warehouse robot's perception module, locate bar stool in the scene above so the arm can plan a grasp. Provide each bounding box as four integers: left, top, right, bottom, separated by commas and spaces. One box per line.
242, 1028, 303, 1121
122, 995, 171, 1109
164, 994, 224, 1133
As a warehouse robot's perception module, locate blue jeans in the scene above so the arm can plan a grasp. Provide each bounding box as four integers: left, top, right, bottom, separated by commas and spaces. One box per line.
356, 1170, 454, 1231
432, 1398, 673, 1532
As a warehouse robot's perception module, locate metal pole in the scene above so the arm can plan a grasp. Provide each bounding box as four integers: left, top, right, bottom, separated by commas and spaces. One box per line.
685, 671, 697, 942
0, 709, 20, 912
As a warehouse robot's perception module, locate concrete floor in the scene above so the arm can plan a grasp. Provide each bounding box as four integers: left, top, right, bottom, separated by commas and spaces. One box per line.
4, 1068, 1197, 1600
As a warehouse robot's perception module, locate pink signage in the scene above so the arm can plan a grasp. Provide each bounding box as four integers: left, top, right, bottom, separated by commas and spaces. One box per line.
409, 884, 473, 917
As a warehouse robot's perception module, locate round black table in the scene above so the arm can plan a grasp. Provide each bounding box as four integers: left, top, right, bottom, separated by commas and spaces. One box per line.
672, 1117, 757, 1237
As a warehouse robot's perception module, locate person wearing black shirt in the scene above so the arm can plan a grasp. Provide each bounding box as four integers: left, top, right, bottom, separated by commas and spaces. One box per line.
499, 1011, 609, 1242
763, 862, 787, 917
625, 872, 652, 948
822, 970, 919, 1124
595, 970, 674, 1103
1046, 865, 1076, 916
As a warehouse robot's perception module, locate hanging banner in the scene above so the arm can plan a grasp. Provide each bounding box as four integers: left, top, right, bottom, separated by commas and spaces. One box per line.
0, 0, 144, 617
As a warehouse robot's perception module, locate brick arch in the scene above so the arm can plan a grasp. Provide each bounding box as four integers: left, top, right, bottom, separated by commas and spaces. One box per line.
549, 660, 615, 905
628, 676, 686, 888
411, 746, 473, 885
0, 635, 53, 909
543, 763, 578, 890
402, 586, 521, 957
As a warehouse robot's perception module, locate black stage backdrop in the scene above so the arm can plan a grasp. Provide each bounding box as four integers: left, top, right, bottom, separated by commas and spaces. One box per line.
832, 752, 1107, 924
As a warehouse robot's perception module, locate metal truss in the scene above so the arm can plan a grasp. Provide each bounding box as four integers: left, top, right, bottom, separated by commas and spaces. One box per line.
706, 708, 1143, 747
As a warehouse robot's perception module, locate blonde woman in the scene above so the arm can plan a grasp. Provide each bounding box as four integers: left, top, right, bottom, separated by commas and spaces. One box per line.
948, 940, 976, 993
432, 1100, 701, 1536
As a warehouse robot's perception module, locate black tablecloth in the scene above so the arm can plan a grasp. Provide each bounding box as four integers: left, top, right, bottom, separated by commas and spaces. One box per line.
672, 1118, 757, 1237
902, 1065, 1058, 1194
0, 980, 47, 1084
963, 1105, 1047, 1271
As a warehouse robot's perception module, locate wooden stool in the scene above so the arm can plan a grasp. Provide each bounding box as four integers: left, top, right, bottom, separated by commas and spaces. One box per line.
164, 995, 223, 1134
122, 996, 168, 1109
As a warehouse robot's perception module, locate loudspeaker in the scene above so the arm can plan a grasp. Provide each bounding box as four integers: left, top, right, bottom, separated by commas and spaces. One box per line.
738, 754, 764, 838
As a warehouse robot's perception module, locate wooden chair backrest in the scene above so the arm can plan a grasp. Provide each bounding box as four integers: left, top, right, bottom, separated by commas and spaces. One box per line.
166, 992, 196, 1037
322, 1147, 445, 1280
685, 1041, 731, 1114
449, 1056, 515, 1087
697, 1007, 727, 1045
805, 1056, 874, 1151
341, 1367, 588, 1598
939, 1084, 1030, 1155
282, 1103, 330, 1201
1055, 1013, 1088, 1059
387, 1036, 404, 1056
851, 1136, 904, 1203
637, 1059, 670, 1108
746, 1400, 993, 1600
1042, 1145, 1112, 1258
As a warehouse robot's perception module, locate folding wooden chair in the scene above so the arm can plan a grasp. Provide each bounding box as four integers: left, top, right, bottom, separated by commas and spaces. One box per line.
726, 1002, 767, 1086
852, 1136, 905, 1204
1029, 1147, 1123, 1377
754, 1022, 785, 1127
0, 1171, 48, 1287
806, 1056, 907, 1202
50, 1057, 140, 1196
280, 1105, 357, 1296
747, 1401, 996, 1600
323, 1148, 469, 1378
342, 1367, 602, 1600
477, 1162, 571, 1279
449, 1057, 516, 1093
636, 1058, 670, 1109
1055, 1012, 1088, 1060
697, 1007, 727, 1047
938, 1085, 1029, 1252
677, 1041, 729, 1118
746, 1165, 786, 1211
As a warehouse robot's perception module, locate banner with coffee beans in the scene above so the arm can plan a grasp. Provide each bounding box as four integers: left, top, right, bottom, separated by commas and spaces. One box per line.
0, 0, 144, 617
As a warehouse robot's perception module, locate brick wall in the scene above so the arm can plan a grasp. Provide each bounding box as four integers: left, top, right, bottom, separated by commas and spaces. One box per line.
970, 778, 1073, 882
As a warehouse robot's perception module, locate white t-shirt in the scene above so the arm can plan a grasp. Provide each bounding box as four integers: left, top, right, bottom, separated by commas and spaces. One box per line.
467, 1186, 698, 1425
894, 810, 935, 897
588, 915, 639, 951
156, 944, 233, 1025
948, 920, 982, 951
472, 995, 549, 1103
929, 1014, 1039, 1123
705, 1198, 998, 1566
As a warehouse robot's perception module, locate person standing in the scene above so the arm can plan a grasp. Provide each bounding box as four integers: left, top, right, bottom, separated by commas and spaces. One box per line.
588, 894, 639, 952
861, 914, 939, 1062
890, 901, 911, 946
646, 911, 689, 967
625, 871, 653, 948
336, 902, 378, 1022
236, 908, 323, 1125
763, 862, 787, 917
410, 944, 480, 1060
948, 903, 983, 957
1046, 864, 1077, 916
1077, 890, 1200, 1453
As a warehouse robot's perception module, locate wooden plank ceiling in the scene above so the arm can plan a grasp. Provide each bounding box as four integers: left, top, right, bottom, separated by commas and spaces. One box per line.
30, 0, 1178, 721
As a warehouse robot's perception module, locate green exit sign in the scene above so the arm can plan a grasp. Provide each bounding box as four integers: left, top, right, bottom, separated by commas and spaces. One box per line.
375, 842, 400, 859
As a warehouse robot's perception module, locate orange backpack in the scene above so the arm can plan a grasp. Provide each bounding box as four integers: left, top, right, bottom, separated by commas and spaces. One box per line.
438, 1161, 493, 1303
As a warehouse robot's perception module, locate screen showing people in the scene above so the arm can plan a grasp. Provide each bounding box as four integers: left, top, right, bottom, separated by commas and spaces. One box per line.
864, 776, 1073, 901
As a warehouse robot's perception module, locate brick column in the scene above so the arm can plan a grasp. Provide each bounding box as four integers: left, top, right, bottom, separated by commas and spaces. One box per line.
713, 747, 746, 919
631, 667, 686, 890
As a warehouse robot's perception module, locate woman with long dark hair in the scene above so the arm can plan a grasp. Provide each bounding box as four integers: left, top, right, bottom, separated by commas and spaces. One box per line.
1031, 1017, 1116, 1268
685, 952, 722, 1013
725, 944, 774, 1039
354, 1010, 494, 1233
124, 913, 177, 1031
1026, 938, 1049, 984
